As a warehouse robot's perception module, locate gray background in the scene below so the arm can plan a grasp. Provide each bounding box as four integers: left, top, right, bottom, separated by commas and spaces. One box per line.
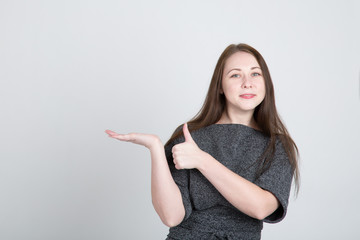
1, 0, 359, 239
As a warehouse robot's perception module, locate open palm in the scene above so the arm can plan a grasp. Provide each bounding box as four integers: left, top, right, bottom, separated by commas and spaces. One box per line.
105, 130, 161, 149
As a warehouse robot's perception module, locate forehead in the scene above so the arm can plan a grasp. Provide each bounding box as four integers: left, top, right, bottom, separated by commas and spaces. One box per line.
224, 51, 259, 70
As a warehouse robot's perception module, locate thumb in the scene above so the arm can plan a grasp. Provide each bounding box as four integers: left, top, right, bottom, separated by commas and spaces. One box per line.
183, 123, 195, 143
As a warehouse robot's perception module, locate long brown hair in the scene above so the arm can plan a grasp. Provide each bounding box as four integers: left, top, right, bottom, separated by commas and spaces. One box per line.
165, 43, 300, 194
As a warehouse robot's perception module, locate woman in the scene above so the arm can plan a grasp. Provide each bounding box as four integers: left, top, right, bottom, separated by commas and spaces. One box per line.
105, 43, 300, 239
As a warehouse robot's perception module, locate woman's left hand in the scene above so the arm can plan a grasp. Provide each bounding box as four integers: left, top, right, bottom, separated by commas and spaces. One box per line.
171, 123, 210, 170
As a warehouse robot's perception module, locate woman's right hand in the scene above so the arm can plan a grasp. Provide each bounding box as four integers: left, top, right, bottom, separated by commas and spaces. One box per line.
106, 129, 185, 226
105, 130, 162, 150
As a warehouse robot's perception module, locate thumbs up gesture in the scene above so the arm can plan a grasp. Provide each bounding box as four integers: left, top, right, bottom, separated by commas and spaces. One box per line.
172, 123, 209, 170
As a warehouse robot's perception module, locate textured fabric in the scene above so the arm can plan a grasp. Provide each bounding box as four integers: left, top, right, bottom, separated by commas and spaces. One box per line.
164, 124, 293, 240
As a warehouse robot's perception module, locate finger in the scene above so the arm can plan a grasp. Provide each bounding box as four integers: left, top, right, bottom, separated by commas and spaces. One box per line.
183, 123, 194, 143
111, 134, 133, 142
175, 164, 182, 170
171, 144, 179, 154
105, 129, 117, 136
173, 159, 182, 170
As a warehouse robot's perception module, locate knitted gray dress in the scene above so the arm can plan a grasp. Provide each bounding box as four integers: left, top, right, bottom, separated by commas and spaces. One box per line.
164, 124, 293, 240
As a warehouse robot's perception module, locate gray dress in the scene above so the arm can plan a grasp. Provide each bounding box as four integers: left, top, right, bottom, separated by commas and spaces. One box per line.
164, 124, 293, 240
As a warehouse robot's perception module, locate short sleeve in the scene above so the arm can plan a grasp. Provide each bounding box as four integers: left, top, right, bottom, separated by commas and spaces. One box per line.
254, 139, 294, 223
165, 137, 193, 222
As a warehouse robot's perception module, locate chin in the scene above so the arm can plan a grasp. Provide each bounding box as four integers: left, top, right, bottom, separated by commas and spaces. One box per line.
238, 105, 258, 111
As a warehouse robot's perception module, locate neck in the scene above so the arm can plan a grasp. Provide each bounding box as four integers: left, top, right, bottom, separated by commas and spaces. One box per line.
217, 109, 258, 129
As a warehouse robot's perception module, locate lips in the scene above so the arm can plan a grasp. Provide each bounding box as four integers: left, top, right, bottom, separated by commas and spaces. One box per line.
240, 94, 256, 99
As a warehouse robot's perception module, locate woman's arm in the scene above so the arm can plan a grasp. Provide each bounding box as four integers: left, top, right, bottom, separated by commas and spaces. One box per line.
105, 130, 185, 227
172, 124, 278, 220
149, 137, 186, 227
197, 154, 279, 220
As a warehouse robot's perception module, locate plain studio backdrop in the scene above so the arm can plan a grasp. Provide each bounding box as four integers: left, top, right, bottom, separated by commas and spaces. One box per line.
1, 0, 359, 239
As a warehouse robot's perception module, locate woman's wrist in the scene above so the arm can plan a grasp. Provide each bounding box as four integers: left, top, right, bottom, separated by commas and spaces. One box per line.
196, 152, 214, 172
148, 136, 163, 152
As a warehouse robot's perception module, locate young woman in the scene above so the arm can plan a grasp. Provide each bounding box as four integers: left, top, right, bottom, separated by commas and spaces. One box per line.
105, 43, 300, 239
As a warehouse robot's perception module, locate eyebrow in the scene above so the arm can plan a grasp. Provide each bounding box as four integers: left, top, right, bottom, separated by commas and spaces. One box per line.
226, 67, 261, 74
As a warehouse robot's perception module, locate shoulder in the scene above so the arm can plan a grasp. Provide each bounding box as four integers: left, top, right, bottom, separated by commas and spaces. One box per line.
274, 135, 291, 160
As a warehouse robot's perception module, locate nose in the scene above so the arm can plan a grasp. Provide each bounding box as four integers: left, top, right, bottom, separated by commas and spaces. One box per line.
241, 75, 252, 89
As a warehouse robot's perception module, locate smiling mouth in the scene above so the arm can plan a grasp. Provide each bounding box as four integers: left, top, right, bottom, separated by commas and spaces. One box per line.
240, 94, 256, 99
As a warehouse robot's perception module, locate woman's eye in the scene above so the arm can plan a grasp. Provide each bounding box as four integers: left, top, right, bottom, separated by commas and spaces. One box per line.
231, 74, 240, 78
252, 72, 261, 77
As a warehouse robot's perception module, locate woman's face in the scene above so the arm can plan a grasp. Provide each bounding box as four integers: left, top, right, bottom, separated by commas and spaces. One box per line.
221, 51, 266, 115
